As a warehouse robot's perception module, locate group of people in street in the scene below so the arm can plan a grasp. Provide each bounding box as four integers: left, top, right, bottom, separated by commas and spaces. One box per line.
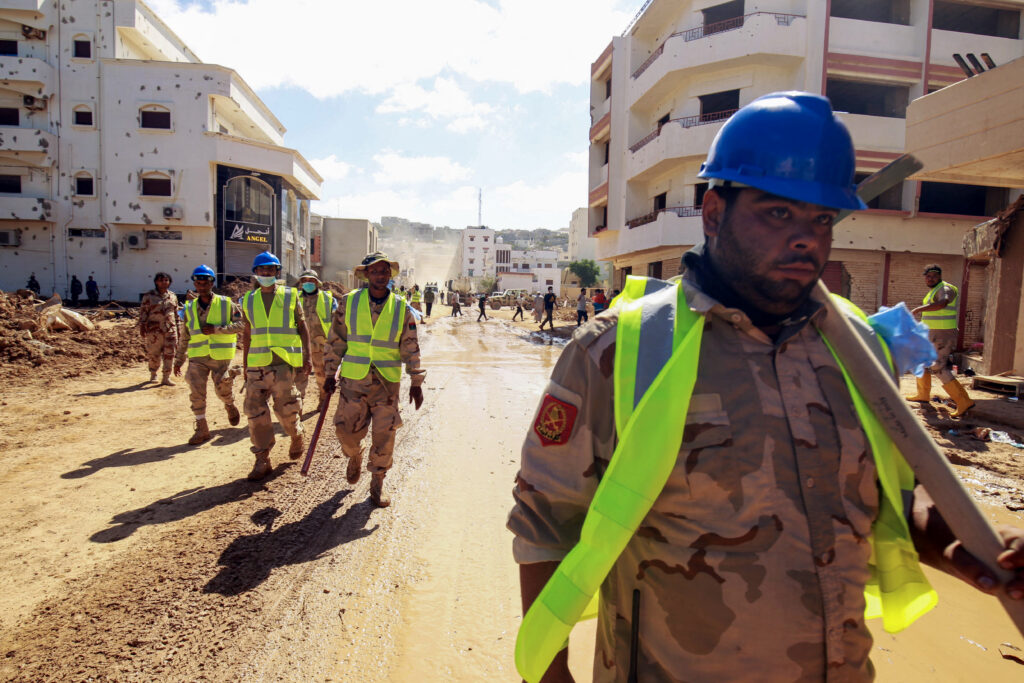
24, 272, 99, 306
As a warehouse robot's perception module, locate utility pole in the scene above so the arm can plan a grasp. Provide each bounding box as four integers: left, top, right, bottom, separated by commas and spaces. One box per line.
478, 187, 482, 228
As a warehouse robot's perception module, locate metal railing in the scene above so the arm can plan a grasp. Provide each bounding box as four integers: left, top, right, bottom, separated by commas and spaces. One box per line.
628, 109, 738, 153
626, 205, 702, 229
631, 12, 804, 79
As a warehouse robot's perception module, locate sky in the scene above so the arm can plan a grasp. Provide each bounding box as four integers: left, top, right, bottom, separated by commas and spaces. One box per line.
146, 0, 639, 230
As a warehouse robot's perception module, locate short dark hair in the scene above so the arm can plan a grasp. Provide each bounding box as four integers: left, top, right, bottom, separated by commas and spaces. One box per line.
154, 271, 172, 287
923, 264, 942, 276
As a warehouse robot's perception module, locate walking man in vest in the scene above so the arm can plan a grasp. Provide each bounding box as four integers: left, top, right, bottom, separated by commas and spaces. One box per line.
508, 92, 1024, 682
296, 269, 336, 411
907, 264, 975, 416
410, 284, 423, 315
322, 252, 425, 508
173, 265, 243, 445
240, 252, 311, 481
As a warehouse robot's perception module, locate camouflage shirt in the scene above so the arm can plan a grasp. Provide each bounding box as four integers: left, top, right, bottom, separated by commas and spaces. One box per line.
138, 289, 179, 334
323, 290, 425, 387
508, 270, 882, 682
174, 296, 245, 366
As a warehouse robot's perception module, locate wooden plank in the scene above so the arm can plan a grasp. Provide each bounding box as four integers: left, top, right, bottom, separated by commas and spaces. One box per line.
972, 374, 1024, 398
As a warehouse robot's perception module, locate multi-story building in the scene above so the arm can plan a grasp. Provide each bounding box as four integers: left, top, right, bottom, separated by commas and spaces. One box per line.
0, 0, 321, 300
568, 205, 612, 287
589, 0, 1024, 348
453, 226, 497, 279
314, 216, 378, 286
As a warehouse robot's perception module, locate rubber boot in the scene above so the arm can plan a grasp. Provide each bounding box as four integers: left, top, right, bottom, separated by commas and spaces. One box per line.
226, 404, 240, 426
188, 418, 211, 445
906, 374, 932, 402
370, 473, 390, 508
346, 451, 363, 485
247, 451, 272, 481
288, 434, 304, 460
160, 371, 175, 386
942, 379, 976, 418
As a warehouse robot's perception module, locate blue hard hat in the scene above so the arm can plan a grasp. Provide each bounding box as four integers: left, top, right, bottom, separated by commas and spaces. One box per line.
252, 251, 281, 271
191, 264, 216, 279
698, 91, 866, 211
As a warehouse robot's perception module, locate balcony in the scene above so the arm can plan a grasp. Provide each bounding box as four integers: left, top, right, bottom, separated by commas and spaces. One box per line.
620, 208, 704, 253
0, 56, 54, 97
630, 13, 806, 110
590, 96, 611, 127
589, 163, 608, 193
929, 29, 1023, 74
205, 132, 322, 200
828, 17, 921, 62
0, 126, 56, 167
1, 195, 54, 221
836, 113, 905, 153
627, 113, 728, 182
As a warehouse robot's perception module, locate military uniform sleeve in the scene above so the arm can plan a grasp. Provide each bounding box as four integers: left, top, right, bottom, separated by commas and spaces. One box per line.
507, 317, 617, 564
138, 293, 151, 331
400, 307, 425, 387
219, 302, 246, 335
323, 295, 349, 378
174, 315, 190, 366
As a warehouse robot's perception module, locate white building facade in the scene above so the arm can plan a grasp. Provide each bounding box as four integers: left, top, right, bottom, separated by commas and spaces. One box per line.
0, 0, 322, 301
590, 0, 1024, 348
453, 226, 497, 279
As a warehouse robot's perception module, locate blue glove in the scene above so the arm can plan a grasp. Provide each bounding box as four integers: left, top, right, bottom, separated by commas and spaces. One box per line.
867, 302, 937, 377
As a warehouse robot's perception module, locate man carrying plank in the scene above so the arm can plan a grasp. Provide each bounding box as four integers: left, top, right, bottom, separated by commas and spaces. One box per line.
508, 92, 1024, 682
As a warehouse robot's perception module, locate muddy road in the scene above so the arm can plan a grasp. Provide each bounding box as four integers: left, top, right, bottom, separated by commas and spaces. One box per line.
1, 308, 1024, 681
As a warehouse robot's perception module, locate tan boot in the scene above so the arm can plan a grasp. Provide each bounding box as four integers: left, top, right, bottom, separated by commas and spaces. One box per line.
160, 371, 175, 386
247, 452, 272, 481
346, 451, 363, 485
288, 434, 304, 460
942, 379, 976, 418
149, 370, 157, 382
225, 404, 240, 426
370, 473, 390, 508
906, 374, 932, 402
188, 418, 211, 445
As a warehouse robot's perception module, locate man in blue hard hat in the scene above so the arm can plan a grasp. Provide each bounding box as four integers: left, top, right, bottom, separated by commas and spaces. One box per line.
509, 92, 1024, 682
239, 251, 312, 480
173, 265, 244, 445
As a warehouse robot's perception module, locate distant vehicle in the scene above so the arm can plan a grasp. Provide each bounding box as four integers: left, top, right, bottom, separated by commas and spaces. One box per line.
424, 282, 439, 299
488, 288, 528, 309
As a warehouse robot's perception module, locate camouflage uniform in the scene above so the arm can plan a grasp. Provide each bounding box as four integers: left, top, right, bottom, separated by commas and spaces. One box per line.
139, 289, 180, 374
508, 257, 884, 682
173, 297, 244, 418
296, 290, 332, 402
323, 293, 425, 476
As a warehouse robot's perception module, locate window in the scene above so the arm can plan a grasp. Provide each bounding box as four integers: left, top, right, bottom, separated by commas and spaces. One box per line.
68, 228, 105, 238
831, 0, 910, 25
603, 141, 610, 165
73, 107, 93, 127
74, 174, 94, 196
146, 230, 182, 240
0, 108, 17, 126
699, 89, 740, 121
919, 182, 1007, 217
468, 269, 474, 276
140, 172, 172, 197
545, 263, 552, 268
469, 236, 475, 241
0, 40, 17, 56
654, 192, 667, 211
139, 106, 171, 130
694, 182, 709, 208
933, 1, 1020, 39
647, 261, 663, 279
0, 175, 22, 193
826, 79, 909, 118
545, 279, 554, 286
73, 38, 91, 59
469, 258, 475, 264
605, 78, 612, 99
224, 175, 274, 226
657, 112, 670, 128
483, 236, 489, 242
703, 0, 744, 33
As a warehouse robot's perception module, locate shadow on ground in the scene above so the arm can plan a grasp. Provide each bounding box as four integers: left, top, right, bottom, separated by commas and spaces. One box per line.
61, 427, 249, 478
74, 381, 154, 397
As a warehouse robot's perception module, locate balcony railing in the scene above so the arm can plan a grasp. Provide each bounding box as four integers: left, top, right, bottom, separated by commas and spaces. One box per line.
628, 109, 737, 153
626, 205, 702, 229
631, 12, 804, 79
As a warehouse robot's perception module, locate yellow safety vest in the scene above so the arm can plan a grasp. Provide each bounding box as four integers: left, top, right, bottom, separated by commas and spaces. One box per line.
921, 281, 959, 330
411, 290, 422, 303
515, 275, 936, 683
340, 289, 406, 383
314, 289, 334, 337
242, 286, 303, 367
184, 294, 237, 361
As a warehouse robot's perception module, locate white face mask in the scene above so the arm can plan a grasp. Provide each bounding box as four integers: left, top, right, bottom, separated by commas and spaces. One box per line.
255, 275, 277, 287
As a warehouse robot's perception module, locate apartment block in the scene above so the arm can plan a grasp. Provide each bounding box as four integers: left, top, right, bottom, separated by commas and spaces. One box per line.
589, 0, 1024, 347
313, 216, 378, 287
0, 0, 321, 301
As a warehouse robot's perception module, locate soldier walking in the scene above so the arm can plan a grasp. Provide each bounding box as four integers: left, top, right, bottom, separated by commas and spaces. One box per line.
173, 265, 243, 445
139, 271, 179, 385
69, 275, 83, 306
240, 252, 311, 481
323, 252, 425, 508
296, 268, 336, 411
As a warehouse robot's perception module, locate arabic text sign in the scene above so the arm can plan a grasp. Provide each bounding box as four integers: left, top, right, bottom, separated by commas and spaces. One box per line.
225, 222, 272, 244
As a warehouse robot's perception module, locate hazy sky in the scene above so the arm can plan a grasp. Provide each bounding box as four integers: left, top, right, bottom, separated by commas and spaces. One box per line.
147, 0, 638, 230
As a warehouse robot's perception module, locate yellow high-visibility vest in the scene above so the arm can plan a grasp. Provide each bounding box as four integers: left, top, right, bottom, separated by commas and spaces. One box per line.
242, 286, 303, 367
410, 290, 422, 303
340, 289, 406, 383
515, 275, 936, 683
314, 289, 334, 337
922, 281, 959, 330
184, 294, 237, 360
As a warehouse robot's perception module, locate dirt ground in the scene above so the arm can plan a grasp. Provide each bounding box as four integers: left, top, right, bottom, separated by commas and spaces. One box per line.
1, 303, 1024, 681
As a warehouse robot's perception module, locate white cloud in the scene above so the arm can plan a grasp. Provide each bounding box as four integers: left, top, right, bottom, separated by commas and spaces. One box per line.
309, 154, 352, 182
377, 77, 494, 132
489, 171, 586, 229
371, 151, 472, 186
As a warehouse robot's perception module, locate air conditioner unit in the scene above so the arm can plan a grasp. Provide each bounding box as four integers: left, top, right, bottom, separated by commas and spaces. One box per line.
23, 95, 47, 111
162, 205, 183, 219
0, 229, 21, 247
125, 231, 147, 249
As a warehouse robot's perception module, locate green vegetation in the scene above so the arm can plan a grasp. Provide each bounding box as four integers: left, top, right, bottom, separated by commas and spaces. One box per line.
568, 259, 600, 288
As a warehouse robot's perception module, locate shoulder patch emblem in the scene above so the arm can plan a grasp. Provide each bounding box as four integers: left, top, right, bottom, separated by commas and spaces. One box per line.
533, 394, 578, 446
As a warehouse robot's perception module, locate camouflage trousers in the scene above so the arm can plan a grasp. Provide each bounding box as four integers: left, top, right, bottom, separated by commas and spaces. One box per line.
186, 357, 236, 417
144, 330, 177, 373
243, 364, 303, 454
928, 328, 958, 384
295, 339, 327, 401
334, 372, 403, 475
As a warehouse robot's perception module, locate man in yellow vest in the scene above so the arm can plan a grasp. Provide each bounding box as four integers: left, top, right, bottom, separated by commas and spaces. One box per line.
240, 251, 312, 481
296, 268, 336, 412
907, 264, 975, 416
173, 264, 243, 445
508, 92, 1024, 682
323, 252, 425, 508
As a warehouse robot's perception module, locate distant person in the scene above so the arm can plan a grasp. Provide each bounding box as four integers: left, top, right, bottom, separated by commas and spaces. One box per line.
592, 288, 608, 315
26, 273, 40, 295
512, 295, 525, 322
410, 284, 423, 314
424, 286, 435, 318
451, 291, 462, 317
477, 293, 488, 322
139, 271, 180, 385
532, 293, 543, 323
539, 286, 556, 331
69, 275, 83, 306
576, 288, 589, 327
86, 275, 99, 306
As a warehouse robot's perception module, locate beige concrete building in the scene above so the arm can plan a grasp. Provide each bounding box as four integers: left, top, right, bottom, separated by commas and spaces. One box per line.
0, 0, 321, 300
313, 216, 377, 286
589, 0, 1024, 348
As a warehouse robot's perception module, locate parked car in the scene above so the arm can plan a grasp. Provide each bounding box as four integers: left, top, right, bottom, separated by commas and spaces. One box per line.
488, 288, 529, 309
